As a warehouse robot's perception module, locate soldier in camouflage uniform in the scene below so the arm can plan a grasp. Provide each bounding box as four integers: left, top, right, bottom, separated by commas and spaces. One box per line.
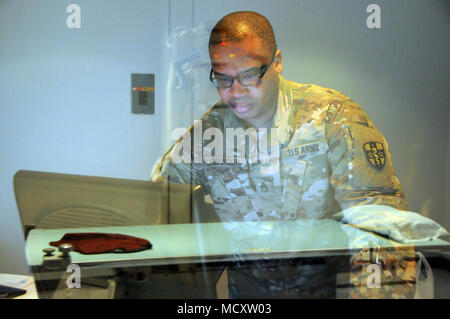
152, 11, 416, 298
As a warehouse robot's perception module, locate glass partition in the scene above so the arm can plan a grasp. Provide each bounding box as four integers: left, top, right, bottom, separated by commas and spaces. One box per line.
6, 0, 449, 301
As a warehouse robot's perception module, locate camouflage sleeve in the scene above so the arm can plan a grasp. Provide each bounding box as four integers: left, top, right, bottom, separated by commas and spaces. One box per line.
151, 153, 196, 184
325, 100, 408, 211
151, 134, 203, 186
348, 246, 417, 299
325, 100, 417, 298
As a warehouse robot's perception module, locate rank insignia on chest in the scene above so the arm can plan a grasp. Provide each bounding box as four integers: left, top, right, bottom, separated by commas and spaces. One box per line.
363, 142, 386, 169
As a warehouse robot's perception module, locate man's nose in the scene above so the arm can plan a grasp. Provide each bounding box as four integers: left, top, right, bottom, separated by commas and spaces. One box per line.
228, 78, 248, 97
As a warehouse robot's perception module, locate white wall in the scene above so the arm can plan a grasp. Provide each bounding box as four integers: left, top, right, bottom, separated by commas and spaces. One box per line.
0, 0, 448, 274
0, 0, 169, 274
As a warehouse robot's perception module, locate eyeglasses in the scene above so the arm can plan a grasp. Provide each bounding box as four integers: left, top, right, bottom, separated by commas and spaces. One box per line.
209, 49, 277, 89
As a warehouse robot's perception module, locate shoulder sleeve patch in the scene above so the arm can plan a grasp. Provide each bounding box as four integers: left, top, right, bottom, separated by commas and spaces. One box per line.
348, 123, 394, 188
363, 142, 386, 170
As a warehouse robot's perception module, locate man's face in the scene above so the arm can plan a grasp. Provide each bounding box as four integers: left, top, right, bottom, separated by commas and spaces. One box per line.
209, 37, 282, 128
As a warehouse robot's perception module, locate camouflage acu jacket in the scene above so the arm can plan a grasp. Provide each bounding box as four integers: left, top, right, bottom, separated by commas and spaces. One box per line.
151, 76, 415, 298
152, 75, 407, 220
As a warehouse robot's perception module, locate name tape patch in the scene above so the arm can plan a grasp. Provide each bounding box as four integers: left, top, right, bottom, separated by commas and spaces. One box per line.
283, 142, 320, 158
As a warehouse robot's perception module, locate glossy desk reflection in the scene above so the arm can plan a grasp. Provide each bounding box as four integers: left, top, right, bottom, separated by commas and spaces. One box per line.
26, 219, 449, 268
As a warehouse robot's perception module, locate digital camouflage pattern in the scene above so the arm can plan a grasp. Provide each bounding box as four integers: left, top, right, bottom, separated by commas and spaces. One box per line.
152, 76, 407, 219
152, 75, 416, 298
349, 246, 416, 299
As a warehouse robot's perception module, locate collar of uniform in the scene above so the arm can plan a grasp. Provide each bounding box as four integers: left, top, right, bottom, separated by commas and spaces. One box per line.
273, 75, 295, 145
221, 101, 243, 130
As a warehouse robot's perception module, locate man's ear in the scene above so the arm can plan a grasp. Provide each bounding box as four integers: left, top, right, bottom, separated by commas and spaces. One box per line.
274, 49, 283, 73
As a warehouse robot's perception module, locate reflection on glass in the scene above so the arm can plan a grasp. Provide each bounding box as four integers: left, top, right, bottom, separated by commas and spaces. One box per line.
17, 11, 449, 300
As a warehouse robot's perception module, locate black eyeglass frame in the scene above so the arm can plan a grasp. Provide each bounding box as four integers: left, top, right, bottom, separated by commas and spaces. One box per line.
209, 48, 278, 88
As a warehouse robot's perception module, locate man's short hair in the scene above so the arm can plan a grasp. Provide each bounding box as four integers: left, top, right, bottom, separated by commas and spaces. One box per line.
209, 11, 277, 53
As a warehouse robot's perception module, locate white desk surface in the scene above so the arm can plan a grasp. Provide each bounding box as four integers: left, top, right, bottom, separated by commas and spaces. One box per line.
0, 274, 38, 299
26, 219, 449, 269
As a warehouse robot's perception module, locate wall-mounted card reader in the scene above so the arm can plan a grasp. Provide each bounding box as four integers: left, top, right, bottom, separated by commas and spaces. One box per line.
131, 74, 154, 114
